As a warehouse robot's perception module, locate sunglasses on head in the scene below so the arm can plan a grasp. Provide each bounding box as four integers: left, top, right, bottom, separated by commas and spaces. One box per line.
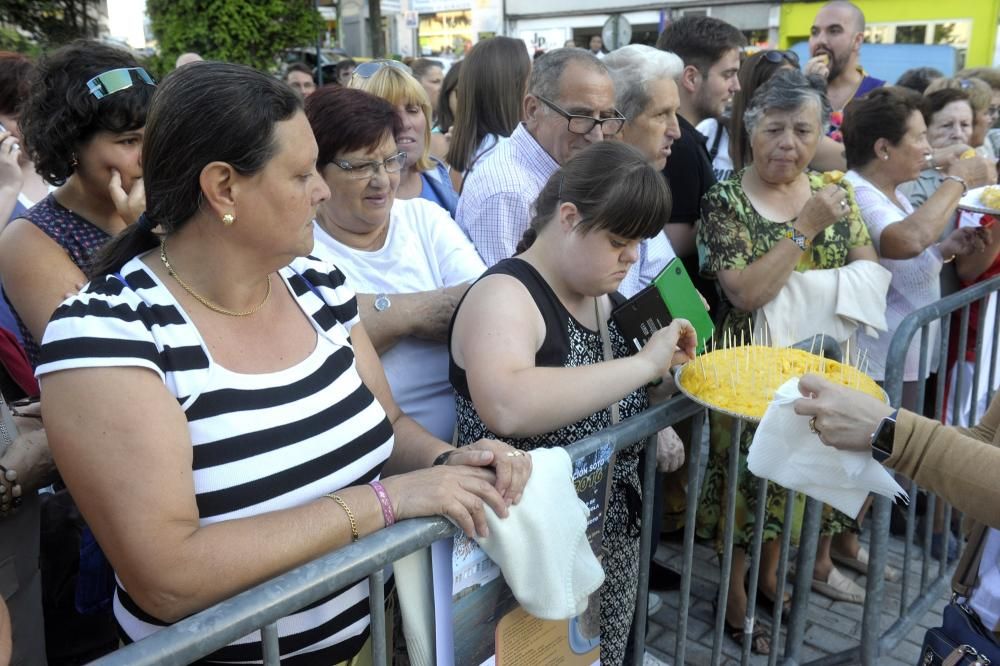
761, 50, 800, 67
353, 60, 413, 80
86, 67, 156, 100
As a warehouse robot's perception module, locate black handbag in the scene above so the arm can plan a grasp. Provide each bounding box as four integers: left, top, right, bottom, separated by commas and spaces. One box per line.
919, 597, 1000, 665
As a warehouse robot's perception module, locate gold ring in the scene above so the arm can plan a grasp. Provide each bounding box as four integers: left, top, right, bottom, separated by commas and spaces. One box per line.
505, 451, 525, 457
809, 416, 819, 434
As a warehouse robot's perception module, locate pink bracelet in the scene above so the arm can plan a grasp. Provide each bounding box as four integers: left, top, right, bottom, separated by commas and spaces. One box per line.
369, 480, 396, 527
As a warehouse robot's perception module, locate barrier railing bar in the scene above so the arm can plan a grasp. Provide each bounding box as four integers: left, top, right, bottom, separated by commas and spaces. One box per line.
769, 489, 796, 666
675, 412, 706, 665
369, 568, 386, 666
970, 296, 990, 425
632, 434, 657, 665
261, 623, 280, 665
954, 305, 971, 429
860, 495, 890, 664
711, 419, 743, 665
742, 464, 769, 665
785, 497, 823, 662
90, 395, 702, 666
989, 294, 1000, 406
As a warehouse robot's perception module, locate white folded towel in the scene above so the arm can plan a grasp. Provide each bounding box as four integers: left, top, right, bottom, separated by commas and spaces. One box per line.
475, 446, 605, 620
755, 261, 892, 348
748, 378, 907, 519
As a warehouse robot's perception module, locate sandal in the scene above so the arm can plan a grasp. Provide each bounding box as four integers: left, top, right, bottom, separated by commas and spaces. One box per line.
713, 600, 771, 655
811, 566, 865, 604
831, 546, 902, 582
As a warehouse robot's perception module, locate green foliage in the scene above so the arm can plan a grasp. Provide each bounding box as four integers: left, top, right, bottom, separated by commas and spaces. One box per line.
0, 26, 41, 56
0, 0, 101, 47
147, 0, 323, 72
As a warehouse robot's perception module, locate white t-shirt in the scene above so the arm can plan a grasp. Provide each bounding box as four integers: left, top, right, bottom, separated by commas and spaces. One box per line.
696, 117, 734, 183
846, 170, 941, 381
312, 198, 486, 441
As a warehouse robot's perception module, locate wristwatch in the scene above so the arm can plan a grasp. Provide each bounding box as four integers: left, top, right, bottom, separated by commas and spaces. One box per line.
870, 408, 898, 463
784, 226, 811, 251
432, 450, 455, 466
374, 293, 391, 312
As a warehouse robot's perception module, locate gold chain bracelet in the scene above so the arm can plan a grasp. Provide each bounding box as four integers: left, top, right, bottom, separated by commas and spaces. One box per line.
325, 493, 359, 542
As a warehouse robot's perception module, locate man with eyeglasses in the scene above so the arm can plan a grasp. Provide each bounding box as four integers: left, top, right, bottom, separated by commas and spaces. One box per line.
805, 1, 884, 137
456, 48, 621, 266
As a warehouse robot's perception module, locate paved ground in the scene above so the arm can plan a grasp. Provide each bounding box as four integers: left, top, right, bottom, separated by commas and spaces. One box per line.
643, 532, 952, 665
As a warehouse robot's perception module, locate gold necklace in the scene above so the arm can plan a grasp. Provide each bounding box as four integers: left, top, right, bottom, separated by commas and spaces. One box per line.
159, 239, 271, 317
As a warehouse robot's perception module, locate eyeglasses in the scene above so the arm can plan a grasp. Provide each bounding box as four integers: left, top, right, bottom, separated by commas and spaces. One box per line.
353, 60, 413, 80
331, 152, 407, 180
536, 96, 626, 136
987, 105, 1000, 120
761, 50, 800, 67
86, 67, 155, 100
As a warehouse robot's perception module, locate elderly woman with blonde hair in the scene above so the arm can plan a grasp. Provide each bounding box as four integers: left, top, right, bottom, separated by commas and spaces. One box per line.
350, 60, 459, 217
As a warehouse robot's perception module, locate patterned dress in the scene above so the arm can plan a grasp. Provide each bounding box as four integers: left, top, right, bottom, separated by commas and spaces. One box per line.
450, 258, 647, 666
694, 168, 873, 551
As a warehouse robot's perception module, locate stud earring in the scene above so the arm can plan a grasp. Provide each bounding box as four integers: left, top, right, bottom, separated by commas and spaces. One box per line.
70, 153, 79, 168
882, 154, 889, 160
222, 213, 235, 226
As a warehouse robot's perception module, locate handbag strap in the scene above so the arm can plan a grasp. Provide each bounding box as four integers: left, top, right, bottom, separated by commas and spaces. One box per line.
953, 523, 990, 597
595, 297, 621, 425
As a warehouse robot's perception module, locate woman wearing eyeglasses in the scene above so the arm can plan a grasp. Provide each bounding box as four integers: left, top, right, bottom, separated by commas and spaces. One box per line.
0, 39, 154, 662
306, 86, 485, 442
36, 62, 529, 665
349, 60, 460, 218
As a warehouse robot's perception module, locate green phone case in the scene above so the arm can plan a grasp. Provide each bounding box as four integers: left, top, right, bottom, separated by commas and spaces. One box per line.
652, 258, 715, 354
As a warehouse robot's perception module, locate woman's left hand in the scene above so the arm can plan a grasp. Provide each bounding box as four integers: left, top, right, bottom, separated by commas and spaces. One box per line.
941, 226, 990, 259
444, 439, 532, 506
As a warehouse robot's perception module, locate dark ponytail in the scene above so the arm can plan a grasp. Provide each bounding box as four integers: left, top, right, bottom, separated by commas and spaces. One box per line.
88, 62, 302, 278
515, 141, 672, 254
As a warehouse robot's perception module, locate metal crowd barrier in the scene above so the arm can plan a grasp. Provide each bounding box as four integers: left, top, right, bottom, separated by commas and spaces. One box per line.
89, 276, 1000, 666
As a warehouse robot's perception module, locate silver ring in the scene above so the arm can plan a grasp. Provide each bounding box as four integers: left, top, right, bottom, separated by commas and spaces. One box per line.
840, 199, 848, 210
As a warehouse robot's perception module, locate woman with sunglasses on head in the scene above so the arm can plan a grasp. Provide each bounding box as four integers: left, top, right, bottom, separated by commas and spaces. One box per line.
450, 141, 696, 665
36, 61, 529, 665
0, 40, 152, 366
306, 86, 485, 442
0, 40, 154, 662
350, 60, 460, 218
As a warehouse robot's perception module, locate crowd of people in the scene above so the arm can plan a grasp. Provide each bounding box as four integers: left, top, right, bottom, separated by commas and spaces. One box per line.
2, 1, 1000, 664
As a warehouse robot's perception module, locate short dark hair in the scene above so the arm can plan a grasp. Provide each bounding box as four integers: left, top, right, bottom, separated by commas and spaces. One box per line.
842, 86, 923, 169
410, 58, 443, 81
921, 88, 972, 127
90, 62, 301, 278
285, 62, 314, 80
0, 52, 33, 117
518, 142, 672, 253
20, 39, 154, 185
305, 86, 402, 170
655, 16, 746, 74
895, 67, 944, 94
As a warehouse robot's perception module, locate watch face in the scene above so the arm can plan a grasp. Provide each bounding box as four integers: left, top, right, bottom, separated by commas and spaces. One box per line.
374, 295, 390, 311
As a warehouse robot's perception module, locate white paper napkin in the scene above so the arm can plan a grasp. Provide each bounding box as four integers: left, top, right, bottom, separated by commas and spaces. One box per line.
747, 378, 907, 519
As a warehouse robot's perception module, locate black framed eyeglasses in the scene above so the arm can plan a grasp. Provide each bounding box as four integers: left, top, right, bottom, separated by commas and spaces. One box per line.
353, 60, 412, 80
536, 95, 626, 136
331, 151, 407, 180
86, 67, 155, 100
762, 50, 800, 67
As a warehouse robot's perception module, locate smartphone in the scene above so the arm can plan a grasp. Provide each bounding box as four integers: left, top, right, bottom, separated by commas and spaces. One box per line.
652, 258, 715, 354
611, 258, 715, 355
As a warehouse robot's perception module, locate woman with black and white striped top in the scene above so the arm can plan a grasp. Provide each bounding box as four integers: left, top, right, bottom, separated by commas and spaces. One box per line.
35, 62, 531, 665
